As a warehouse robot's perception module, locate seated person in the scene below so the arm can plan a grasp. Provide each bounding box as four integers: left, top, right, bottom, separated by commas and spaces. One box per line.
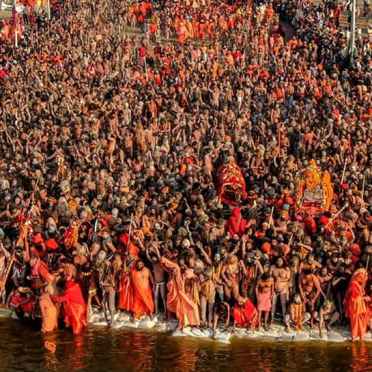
284, 293, 311, 332
317, 299, 340, 337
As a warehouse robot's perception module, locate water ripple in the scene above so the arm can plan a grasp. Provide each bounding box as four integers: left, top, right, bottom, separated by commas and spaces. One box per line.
0, 319, 370, 372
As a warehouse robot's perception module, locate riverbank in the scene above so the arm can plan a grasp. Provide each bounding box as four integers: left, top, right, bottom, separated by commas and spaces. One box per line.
1, 305, 370, 344
90, 310, 372, 344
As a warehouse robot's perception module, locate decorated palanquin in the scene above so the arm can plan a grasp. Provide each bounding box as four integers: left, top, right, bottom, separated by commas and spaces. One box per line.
217, 158, 247, 206
296, 160, 334, 216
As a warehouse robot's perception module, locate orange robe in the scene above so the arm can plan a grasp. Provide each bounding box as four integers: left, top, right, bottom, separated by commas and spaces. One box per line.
160, 257, 200, 328
233, 299, 258, 328
32, 259, 55, 284
344, 269, 369, 340
54, 280, 87, 335
39, 293, 58, 333
119, 233, 140, 258
130, 267, 154, 319
118, 269, 133, 312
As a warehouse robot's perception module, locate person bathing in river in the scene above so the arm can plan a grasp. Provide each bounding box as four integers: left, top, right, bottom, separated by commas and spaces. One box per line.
146, 246, 167, 317
153, 246, 200, 330
284, 293, 310, 332
318, 300, 340, 337
256, 271, 274, 330
52, 266, 87, 335
130, 260, 155, 320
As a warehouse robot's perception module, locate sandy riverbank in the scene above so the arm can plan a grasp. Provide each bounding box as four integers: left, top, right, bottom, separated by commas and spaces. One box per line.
1, 306, 370, 344
89, 310, 372, 344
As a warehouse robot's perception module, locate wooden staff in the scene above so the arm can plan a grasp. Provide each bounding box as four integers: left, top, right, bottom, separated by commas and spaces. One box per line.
268, 206, 274, 227
127, 214, 133, 251
298, 243, 313, 251
340, 159, 347, 185
332, 203, 348, 221
366, 255, 370, 271
288, 233, 294, 246
361, 173, 365, 202
0, 253, 15, 303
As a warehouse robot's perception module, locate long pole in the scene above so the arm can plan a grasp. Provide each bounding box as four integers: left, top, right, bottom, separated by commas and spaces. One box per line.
0, 252, 15, 303
47, 0, 51, 20
12, 0, 18, 48
14, 28, 18, 48
349, 0, 356, 64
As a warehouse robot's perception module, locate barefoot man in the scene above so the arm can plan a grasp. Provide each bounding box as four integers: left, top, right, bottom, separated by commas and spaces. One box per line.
153, 246, 200, 330
131, 260, 155, 320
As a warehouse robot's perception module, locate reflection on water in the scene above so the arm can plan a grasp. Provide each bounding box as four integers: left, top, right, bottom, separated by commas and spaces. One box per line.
0, 319, 371, 372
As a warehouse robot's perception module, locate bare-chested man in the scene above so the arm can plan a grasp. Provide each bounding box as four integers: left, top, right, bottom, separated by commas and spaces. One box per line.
221, 255, 240, 301
256, 272, 274, 330
271, 257, 291, 322
299, 269, 322, 327
318, 300, 340, 337
0, 242, 11, 303
146, 246, 167, 316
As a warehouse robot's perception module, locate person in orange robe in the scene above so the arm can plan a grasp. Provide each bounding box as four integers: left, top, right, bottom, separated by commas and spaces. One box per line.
40, 288, 58, 333
233, 296, 258, 329
118, 233, 140, 258
344, 268, 370, 341
118, 257, 135, 312
53, 280, 87, 335
130, 260, 155, 319
30, 255, 55, 287
225, 207, 249, 237
159, 256, 200, 329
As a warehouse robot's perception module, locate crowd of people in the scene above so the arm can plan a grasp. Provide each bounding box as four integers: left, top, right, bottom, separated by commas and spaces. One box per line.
0, 0, 371, 344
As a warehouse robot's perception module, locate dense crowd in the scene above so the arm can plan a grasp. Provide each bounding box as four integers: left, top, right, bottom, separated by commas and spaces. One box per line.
0, 0, 371, 343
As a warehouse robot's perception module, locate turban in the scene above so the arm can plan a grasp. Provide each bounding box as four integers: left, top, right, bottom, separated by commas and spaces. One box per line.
261, 242, 271, 254
319, 215, 329, 225
32, 233, 44, 245
45, 239, 58, 251
350, 243, 361, 257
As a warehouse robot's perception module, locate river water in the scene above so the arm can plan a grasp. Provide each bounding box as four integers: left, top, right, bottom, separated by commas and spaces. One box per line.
0, 319, 371, 372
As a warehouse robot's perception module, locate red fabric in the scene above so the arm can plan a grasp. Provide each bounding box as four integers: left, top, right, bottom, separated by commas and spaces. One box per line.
233, 298, 258, 328
130, 267, 154, 319
0, 69, 8, 79
344, 269, 369, 340
32, 233, 44, 244
9, 292, 35, 315
349, 244, 361, 257
31, 258, 54, 284
118, 271, 133, 312
118, 233, 140, 257
19, 0, 36, 7
226, 208, 248, 236
45, 239, 58, 250
54, 280, 87, 335
319, 215, 329, 225
138, 46, 146, 58
217, 161, 247, 206
304, 216, 317, 235
261, 242, 271, 255
160, 257, 200, 328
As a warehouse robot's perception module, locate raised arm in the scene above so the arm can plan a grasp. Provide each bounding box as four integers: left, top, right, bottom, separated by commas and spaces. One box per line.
198, 244, 212, 266
0, 242, 10, 259
160, 256, 180, 273
312, 275, 322, 303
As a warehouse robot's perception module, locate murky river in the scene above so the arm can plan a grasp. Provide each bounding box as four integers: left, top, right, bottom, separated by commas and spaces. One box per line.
0, 319, 371, 372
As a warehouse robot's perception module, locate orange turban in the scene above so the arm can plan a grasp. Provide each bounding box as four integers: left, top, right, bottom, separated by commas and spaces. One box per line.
261, 242, 271, 254
45, 239, 58, 251
32, 233, 44, 245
